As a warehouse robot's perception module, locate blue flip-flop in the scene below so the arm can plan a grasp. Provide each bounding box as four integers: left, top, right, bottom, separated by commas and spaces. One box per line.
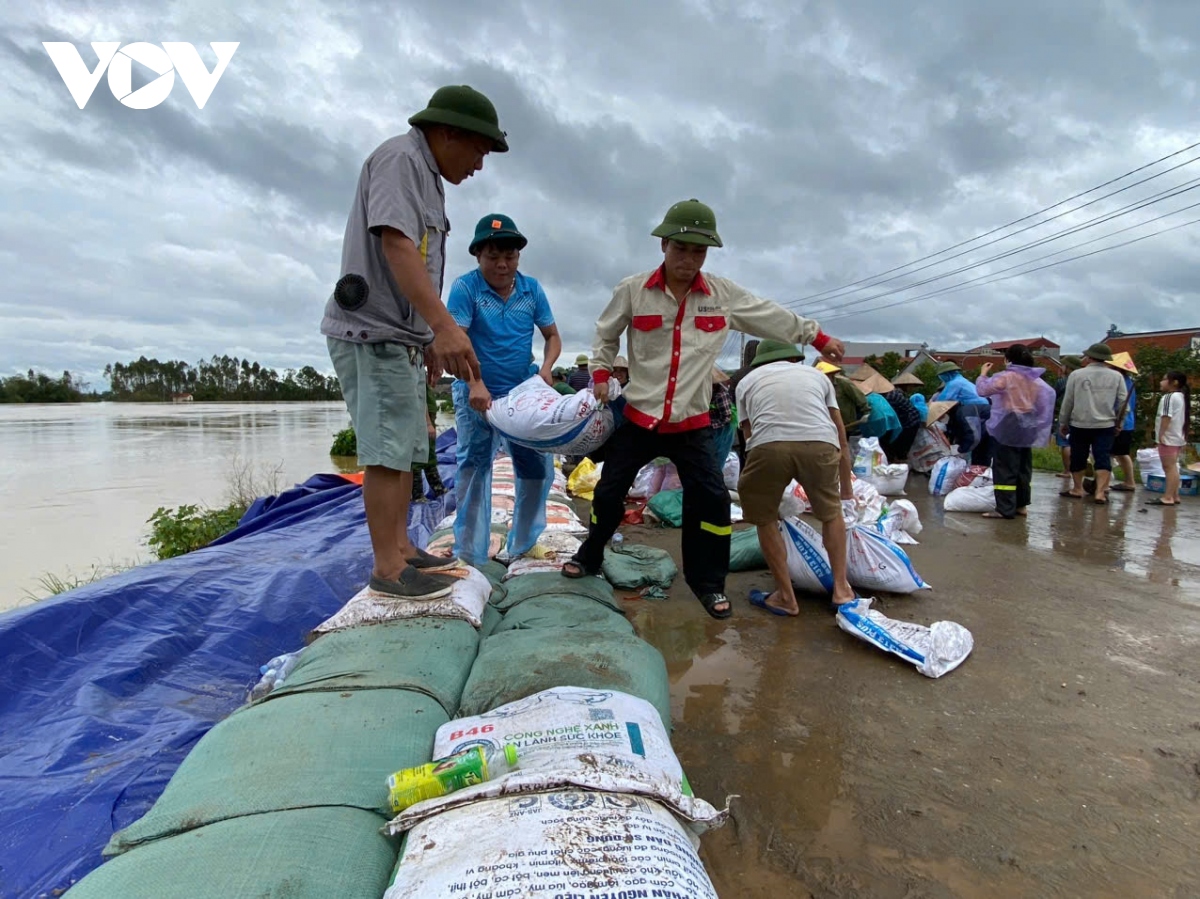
748, 589, 792, 617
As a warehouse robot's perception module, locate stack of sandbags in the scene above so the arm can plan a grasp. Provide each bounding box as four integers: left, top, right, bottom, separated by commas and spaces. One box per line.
67, 567, 494, 899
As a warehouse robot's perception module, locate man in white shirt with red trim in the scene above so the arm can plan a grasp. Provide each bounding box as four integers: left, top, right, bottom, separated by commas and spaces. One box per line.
561, 199, 845, 619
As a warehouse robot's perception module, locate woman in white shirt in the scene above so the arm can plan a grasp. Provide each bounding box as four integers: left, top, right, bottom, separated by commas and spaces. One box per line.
1149, 371, 1191, 506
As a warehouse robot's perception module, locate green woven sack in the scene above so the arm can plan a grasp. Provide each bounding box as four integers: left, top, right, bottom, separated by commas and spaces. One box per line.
601, 543, 678, 589
490, 572, 620, 614
69, 807, 396, 899
272, 618, 480, 714
105, 689, 445, 856
475, 559, 509, 587
646, 488, 683, 527
729, 527, 766, 571
459, 627, 671, 728
491, 595, 634, 635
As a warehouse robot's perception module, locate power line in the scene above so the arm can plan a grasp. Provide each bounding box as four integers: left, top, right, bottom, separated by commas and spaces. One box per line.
802, 174, 1200, 317
785, 139, 1200, 309
818, 214, 1200, 324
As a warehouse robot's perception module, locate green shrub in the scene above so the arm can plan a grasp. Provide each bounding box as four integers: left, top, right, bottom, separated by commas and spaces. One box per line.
146, 503, 246, 559
330, 427, 357, 456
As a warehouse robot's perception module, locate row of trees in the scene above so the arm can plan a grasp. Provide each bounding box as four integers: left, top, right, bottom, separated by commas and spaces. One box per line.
1, 356, 342, 403
104, 356, 342, 402
0, 370, 93, 403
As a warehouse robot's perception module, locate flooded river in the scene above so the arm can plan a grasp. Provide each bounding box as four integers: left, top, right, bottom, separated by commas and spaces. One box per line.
0, 402, 363, 610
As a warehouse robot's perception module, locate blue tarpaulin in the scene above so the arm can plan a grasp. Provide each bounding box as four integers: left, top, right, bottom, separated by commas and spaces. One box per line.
0, 431, 458, 898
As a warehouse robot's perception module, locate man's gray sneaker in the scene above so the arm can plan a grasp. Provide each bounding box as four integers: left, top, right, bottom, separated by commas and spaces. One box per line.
369, 566, 454, 600
406, 547, 462, 572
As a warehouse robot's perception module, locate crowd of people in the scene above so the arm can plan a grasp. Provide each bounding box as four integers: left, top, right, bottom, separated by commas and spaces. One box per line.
319, 83, 1194, 616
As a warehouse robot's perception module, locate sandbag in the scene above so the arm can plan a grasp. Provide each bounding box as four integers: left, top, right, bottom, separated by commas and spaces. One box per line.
908, 426, 953, 473
628, 458, 668, 498
601, 542, 678, 589
273, 618, 480, 714
722, 452, 741, 491
491, 595, 635, 635
310, 566, 492, 633
69, 807, 397, 899
488, 571, 622, 615
1137, 447, 1165, 481
729, 527, 766, 571
836, 597, 973, 678
387, 687, 724, 834
867, 463, 909, 496
661, 462, 682, 492
383, 792, 718, 899
781, 517, 835, 595
846, 525, 930, 594
944, 483, 996, 513
646, 487, 684, 527
458, 627, 671, 728
486, 375, 624, 455
955, 464, 992, 489
929, 455, 968, 496
852, 437, 887, 477
104, 689, 446, 855
878, 499, 922, 544
427, 524, 507, 559
851, 475, 885, 524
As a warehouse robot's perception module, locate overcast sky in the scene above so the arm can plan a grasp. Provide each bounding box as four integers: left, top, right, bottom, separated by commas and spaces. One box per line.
2, 0, 1198, 388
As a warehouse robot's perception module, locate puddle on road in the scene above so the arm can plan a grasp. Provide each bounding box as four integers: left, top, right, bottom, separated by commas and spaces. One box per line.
934, 472, 1200, 596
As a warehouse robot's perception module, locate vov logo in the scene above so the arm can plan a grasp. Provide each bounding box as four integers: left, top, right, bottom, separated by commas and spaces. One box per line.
43, 42, 239, 110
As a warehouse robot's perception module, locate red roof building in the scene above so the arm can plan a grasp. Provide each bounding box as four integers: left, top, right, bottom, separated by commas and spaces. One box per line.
1103, 327, 1200, 356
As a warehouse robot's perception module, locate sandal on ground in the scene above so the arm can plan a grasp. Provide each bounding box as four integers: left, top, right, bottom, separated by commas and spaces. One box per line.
748, 589, 794, 617
1110, 484, 1136, 492
1145, 497, 1178, 506
561, 558, 597, 579
1058, 490, 1082, 498
981, 511, 1013, 519
1093, 496, 1108, 505
698, 592, 732, 619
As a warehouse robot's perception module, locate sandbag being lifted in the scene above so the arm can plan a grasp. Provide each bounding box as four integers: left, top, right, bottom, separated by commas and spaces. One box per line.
487, 375, 624, 456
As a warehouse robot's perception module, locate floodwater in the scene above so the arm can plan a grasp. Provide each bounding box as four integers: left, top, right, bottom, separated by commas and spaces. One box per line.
620, 472, 1200, 898
0, 402, 358, 610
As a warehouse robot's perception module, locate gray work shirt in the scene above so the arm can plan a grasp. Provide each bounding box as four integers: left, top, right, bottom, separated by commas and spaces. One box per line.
320, 128, 448, 347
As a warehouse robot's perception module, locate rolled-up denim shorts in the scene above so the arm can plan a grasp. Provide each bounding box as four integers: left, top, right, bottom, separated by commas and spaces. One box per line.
327, 337, 427, 471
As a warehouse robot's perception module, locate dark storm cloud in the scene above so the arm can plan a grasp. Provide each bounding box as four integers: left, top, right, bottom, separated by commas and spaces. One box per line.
2, 0, 1199, 387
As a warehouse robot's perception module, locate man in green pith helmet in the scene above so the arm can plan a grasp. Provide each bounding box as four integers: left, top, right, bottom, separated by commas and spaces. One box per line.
562, 198, 846, 620
566, 353, 592, 392
321, 84, 508, 600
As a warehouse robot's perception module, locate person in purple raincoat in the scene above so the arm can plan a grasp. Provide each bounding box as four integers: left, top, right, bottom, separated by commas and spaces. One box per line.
975, 344, 1056, 520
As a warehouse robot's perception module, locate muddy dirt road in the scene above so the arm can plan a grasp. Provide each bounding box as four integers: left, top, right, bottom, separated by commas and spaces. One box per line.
607, 472, 1200, 898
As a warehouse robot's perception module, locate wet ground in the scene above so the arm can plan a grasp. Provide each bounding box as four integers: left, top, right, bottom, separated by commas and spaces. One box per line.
608, 472, 1200, 898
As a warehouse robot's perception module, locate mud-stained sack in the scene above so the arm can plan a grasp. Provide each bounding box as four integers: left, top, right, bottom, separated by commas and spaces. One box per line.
628, 459, 668, 498
929, 455, 968, 496
908, 426, 953, 473
836, 597, 972, 678
846, 525, 930, 594
383, 791, 718, 899
781, 517, 835, 595
386, 687, 725, 834
311, 566, 492, 634
487, 375, 624, 456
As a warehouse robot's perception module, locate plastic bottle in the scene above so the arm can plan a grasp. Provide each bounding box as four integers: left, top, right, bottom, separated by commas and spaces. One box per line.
386, 744, 519, 813
611, 532, 624, 548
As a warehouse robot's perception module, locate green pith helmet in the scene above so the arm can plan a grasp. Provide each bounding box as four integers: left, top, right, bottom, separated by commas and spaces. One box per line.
469, 213, 527, 255
408, 85, 509, 152
935, 361, 961, 375
575, 354, 589, 365
750, 339, 804, 368
651, 198, 723, 247
1083, 343, 1113, 362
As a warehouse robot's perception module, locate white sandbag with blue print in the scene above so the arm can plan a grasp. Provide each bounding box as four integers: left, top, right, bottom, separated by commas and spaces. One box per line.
846, 524, 931, 594
836, 597, 972, 678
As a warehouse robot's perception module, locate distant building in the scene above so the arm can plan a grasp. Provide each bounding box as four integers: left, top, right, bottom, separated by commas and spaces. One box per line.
899, 337, 1066, 378
171, 393, 194, 403
836, 342, 926, 375
1102, 326, 1200, 356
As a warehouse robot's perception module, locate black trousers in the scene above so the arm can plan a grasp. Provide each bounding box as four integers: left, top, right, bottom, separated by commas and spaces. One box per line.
992, 443, 1032, 518
881, 424, 921, 464
576, 421, 730, 596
